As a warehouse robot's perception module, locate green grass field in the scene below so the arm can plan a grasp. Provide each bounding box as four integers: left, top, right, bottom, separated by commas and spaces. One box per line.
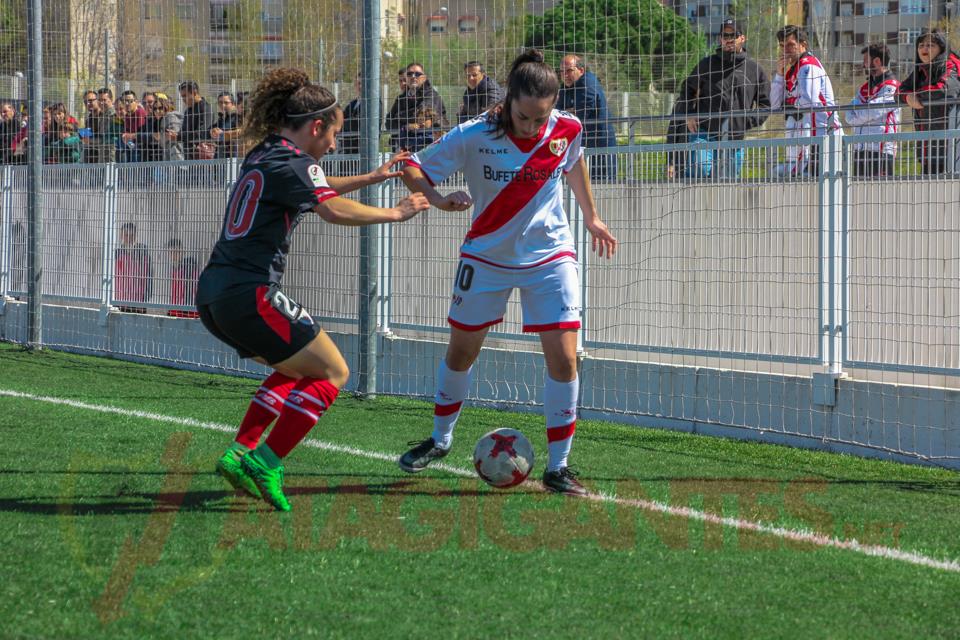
1, 343, 959, 638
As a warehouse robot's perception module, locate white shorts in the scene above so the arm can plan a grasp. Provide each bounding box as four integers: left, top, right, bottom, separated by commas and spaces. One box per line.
447, 255, 581, 333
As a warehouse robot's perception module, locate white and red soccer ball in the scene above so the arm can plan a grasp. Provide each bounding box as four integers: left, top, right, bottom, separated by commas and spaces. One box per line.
472, 428, 535, 488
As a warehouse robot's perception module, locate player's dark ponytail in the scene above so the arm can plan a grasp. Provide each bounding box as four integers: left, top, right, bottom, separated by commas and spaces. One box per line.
491, 49, 559, 139
244, 67, 340, 143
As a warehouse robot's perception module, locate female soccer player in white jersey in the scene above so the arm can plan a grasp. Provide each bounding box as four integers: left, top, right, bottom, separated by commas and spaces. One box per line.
196, 68, 429, 510
397, 49, 618, 495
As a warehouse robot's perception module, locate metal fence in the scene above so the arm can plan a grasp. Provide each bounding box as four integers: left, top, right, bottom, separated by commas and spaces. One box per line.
2, 131, 959, 466
2, 131, 958, 374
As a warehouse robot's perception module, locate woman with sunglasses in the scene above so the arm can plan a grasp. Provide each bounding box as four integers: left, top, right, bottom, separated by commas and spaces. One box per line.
396, 49, 618, 496
385, 63, 448, 152
197, 68, 430, 511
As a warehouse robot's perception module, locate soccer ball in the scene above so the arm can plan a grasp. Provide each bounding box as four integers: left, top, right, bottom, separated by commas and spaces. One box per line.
472, 428, 535, 488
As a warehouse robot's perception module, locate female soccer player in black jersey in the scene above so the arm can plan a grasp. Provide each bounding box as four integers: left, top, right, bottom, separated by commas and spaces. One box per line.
196, 68, 429, 511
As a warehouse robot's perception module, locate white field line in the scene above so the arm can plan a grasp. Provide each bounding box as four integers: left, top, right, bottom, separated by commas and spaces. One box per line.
3, 387, 959, 574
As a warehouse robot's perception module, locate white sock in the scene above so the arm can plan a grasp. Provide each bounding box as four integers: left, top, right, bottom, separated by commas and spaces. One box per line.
430, 361, 472, 449
545, 375, 578, 472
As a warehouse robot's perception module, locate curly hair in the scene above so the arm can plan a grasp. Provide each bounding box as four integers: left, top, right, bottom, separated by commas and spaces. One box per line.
243, 67, 339, 144
490, 49, 559, 139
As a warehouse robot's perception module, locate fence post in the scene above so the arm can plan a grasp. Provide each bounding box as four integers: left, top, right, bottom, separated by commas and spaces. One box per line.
827, 132, 845, 377
99, 163, 118, 326
378, 173, 393, 336
357, 0, 382, 397
817, 133, 845, 396
568, 179, 586, 355
0, 165, 11, 312
26, 0, 44, 348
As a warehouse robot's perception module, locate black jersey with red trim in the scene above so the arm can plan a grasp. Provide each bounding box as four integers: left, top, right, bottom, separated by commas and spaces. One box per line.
196, 134, 338, 304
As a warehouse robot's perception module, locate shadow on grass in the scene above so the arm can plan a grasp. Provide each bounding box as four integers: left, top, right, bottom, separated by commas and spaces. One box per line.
0, 475, 543, 516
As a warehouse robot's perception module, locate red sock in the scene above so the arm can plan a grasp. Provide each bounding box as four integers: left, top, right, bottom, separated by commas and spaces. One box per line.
264, 377, 339, 458
234, 371, 298, 449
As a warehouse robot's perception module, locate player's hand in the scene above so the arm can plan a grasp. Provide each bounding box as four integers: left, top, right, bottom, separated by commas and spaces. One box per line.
686, 117, 699, 134
586, 218, 617, 259
905, 94, 924, 111
394, 192, 430, 221
371, 151, 413, 182
434, 190, 472, 212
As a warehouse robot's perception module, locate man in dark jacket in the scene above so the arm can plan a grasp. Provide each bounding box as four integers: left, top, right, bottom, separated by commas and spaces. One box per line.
675, 18, 770, 179
178, 80, 214, 161
558, 55, 618, 181
341, 75, 364, 156
385, 62, 447, 152
458, 61, 504, 123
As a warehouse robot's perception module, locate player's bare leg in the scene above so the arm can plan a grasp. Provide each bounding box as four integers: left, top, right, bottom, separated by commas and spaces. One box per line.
399, 327, 489, 473
539, 329, 587, 496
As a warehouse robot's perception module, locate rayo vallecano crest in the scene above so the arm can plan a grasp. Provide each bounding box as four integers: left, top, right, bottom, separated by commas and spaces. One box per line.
549, 137, 568, 157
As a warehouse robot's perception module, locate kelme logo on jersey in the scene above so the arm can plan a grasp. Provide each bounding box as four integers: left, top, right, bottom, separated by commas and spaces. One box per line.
307, 164, 326, 187
549, 137, 569, 157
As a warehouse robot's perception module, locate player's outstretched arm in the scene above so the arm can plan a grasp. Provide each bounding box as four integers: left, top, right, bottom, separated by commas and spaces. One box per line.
401, 165, 472, 212
326, 151, 414, 195
566, 157, 618, 259
314, 192, 429, 227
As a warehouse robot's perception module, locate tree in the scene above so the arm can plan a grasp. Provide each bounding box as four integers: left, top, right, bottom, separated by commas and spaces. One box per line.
524, 0, 707, 92
283, 0, 358, 84
729, 0, 787, 71
0, 3, 27, 76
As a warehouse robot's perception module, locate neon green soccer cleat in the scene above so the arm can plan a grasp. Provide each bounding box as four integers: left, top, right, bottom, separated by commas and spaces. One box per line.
215, 449, 262, 498
241, 451, 291, 512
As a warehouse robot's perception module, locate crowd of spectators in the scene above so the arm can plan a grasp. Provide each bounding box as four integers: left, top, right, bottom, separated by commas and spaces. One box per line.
0, 81, 247, 166
2, 26, 959, 179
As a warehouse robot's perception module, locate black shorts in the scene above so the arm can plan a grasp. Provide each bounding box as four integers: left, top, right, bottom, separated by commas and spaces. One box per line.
197, 284, 321, 365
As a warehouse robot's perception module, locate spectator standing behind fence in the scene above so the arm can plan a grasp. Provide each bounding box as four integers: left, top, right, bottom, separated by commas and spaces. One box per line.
385, 62, 448, 152
558, 55, 618, 181
845, 43, 900, 178
393, 106, 441, 153
81, 90, 119, 163
769, 25, 841, 177
210, 92, 241, 158
458, 61, 504, 123
897, 29, 960, 176
99, 88, 123, 161
136, 94, 167, 162
675, 18, 769, 179
142, 92, 157, 114
157, 96, 184, 162
341, 74, 363, 156
178, 81, 214, 160
114, 222, 153, 314
1, 102, 23, 164
166, 238, 200, 318
119, 90, 146, 162
44, 105, 81, 164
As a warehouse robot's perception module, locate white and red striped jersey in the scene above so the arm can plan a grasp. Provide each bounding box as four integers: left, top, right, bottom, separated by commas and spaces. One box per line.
408, 109, 584, 269
845, 71, 900, 156
771, 52, 842, 137
771, 52, 841, 175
